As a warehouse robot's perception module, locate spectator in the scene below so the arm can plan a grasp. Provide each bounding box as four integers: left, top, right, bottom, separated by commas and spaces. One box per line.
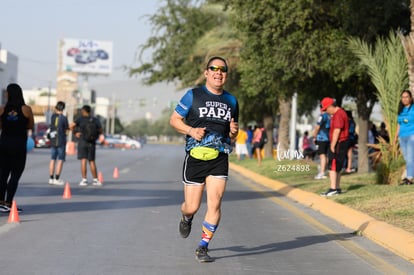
345, 110, 357, 174
313, 110, 330, 179
395, 90, 414, 185
70, 105, 103, 187
246, 126, 253, 159
0, 83, 35, 212
48, 101, 69, 185
319, 97, 349, 196
369, 122, 379, 144
235, 127, 249, 160
378, 122, 390, 143
302, 131, 315, 160
252, 125, 265, 166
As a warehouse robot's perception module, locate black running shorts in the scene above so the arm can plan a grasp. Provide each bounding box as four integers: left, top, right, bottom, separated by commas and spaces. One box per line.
316, 140, 329, 155
328, 141, 349, 172
77, 140, 96, 161
182, 153, 229, 185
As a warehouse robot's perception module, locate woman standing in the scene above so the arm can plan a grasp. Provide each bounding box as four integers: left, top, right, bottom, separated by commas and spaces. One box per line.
0, 83, 34, 211
252, 125, 264, 166
395, 90, 414, 185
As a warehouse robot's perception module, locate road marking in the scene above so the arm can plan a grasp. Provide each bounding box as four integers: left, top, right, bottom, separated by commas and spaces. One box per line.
231, 172, 405, 275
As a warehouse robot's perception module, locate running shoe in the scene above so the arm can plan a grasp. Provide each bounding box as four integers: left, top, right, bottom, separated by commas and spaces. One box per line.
0, 203, 22, 213
179, 215, 193, 238
314, 173, 327, 180
195, 246, 214, 263
400, 178, 413, 185
320, 188, 339, 196
92, 179, 103, 186
48, 178, 55, 185
79, 179, 88, 186
53, 179, 65, 186
0, 204, 10, 213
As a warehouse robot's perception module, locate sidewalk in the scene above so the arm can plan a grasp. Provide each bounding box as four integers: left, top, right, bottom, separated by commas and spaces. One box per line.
229, 162, 414, 263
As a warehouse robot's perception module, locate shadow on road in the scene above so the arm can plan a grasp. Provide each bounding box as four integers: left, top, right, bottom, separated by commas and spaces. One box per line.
212, 233, 357, 259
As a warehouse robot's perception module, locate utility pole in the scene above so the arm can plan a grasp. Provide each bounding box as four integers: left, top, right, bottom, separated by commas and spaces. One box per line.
46, 81, 52, 124
289, 92, 298, 158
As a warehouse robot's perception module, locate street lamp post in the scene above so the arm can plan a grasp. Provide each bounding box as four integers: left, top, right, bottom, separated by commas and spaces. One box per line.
46, 81, 52, 124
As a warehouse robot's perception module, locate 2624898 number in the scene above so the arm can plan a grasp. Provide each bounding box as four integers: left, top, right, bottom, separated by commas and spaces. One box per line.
274, 164, 310, 173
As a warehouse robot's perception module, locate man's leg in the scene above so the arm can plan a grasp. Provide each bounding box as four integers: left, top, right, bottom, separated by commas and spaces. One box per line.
181, 184, 204, 216
329, 170, 337, 190
194, 176, 226, 262
204, 176, 226, 225
89, 160, 98, 179
320, 154, 327, 174
179, 184, 204, 238
56, 160, 64, 177
321, 149, 339, 196
81, 159, 88, 178
49, 159, 55, 182
55, 146, 66, 181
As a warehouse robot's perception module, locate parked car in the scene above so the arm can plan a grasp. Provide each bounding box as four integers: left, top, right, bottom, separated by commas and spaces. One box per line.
102, 135, 141, 149
33, 122, 50, 148
34, 131, 50, 148
123, 137, 141, 149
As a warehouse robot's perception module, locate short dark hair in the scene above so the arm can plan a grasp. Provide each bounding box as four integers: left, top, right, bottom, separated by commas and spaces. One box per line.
56, 101, 65, 111
206, 56, 228, 69
81, 105, 91, 114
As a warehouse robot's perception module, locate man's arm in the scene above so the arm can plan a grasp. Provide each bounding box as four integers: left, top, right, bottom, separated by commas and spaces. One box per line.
169, 111, 205, 141
330, 128, 341, 152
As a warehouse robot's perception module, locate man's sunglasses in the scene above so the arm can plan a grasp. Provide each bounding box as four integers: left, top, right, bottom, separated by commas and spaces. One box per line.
208, 65, 228, 73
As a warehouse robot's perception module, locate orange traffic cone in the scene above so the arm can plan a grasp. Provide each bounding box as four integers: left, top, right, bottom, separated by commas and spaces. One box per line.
62, 182, 72, 199
113, 167, 119, 179
98, 171, 104, 183
8, 200, 20, 223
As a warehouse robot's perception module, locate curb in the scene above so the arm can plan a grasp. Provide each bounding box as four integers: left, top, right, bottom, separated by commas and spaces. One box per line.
229, 162, 414, 263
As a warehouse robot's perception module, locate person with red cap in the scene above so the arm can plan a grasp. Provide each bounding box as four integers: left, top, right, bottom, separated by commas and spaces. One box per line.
319, 97, 349, 196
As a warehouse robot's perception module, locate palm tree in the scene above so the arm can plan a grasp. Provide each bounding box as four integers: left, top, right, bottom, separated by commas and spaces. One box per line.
400, 0, 414, 91
348, 31, 408, 184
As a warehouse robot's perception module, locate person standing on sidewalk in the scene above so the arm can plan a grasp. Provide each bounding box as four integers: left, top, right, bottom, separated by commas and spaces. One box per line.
48, 101, 69, 185
319, 97, 349, 196
395, 90, 414, 185
235, 127, 249, 160
313, 110, 330, 179
70, 105, 103, 187
169, 56, 239, 262
0, 83, 34, 212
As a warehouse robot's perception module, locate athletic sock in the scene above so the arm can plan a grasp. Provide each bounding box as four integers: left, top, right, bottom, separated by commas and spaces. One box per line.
50, 175, 54, 179
199, 221, 218, 248
184, 215, 193, 222
55, 175, 60, 180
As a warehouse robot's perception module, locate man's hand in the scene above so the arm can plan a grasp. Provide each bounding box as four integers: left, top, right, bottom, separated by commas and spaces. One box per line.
189, 127, 206, 141
230, 118, 239, 138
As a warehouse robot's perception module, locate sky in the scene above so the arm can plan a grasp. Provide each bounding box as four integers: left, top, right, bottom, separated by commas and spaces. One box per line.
1, 0, 184, 122
1, 0, 161, 88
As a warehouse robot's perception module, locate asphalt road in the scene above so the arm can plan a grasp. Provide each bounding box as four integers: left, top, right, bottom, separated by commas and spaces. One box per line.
0, 144, 412, 275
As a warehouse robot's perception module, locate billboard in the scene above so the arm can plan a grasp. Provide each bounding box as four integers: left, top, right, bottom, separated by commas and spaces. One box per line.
60, 38, 113, 75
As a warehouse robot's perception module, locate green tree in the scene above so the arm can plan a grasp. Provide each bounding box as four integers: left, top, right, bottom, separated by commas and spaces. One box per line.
130, 1, 241, 90
221, 0, 409, 169
222, 0, 352, 156
124, 118, 151, 137
129, 0, 409, 168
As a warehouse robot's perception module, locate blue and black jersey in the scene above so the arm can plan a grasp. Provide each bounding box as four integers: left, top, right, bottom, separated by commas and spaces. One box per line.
175, 85, 239, 152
